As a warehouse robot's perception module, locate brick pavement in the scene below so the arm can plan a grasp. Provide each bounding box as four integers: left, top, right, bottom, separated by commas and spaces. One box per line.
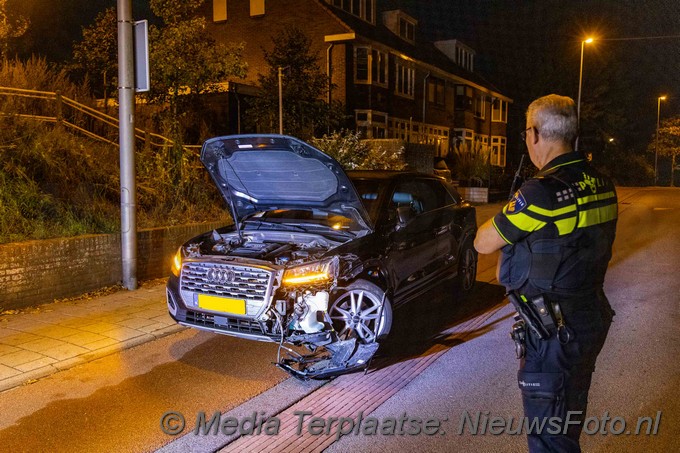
0, 279, 183, 393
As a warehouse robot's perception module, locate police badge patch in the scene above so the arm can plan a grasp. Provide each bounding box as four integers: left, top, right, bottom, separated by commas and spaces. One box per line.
506, 190, 528, 214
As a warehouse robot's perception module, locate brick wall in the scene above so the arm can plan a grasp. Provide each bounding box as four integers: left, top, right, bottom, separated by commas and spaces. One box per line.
0, 222, 224, 310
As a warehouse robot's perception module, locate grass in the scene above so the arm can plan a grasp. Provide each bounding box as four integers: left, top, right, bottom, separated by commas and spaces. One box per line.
0, 119, 230, 244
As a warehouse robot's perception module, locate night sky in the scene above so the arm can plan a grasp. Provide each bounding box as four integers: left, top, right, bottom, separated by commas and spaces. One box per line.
7, 0, 679, 161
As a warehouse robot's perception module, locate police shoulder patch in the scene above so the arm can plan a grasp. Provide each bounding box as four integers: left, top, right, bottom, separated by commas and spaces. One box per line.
506, 190, 528, 214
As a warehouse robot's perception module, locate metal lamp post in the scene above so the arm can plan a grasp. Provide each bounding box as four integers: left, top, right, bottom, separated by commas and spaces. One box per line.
576, 38, 594, 151
655, 95, 667, 185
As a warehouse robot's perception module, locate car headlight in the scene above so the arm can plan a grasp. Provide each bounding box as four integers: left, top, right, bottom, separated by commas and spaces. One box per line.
282, 257, 338, 286
171, 247, 183, 277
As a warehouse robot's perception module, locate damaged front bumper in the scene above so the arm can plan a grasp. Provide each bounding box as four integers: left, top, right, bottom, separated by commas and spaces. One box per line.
277, 338, 380, 380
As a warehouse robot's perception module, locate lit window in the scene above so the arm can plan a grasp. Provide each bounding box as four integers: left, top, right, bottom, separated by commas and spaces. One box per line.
492, 100, 508, 123
213, 0, 227, 22
428, 77, 445, 106
250, 0, 265, 16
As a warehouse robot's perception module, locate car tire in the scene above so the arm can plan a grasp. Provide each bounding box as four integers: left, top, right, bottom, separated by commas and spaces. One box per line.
454, 238, 478, 295
329, 280, 392, 344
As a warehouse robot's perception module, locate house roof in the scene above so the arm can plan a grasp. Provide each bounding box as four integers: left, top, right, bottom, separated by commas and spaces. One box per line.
319, 1, 511, 102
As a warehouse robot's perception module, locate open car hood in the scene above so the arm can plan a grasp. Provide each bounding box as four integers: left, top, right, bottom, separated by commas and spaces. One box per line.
200, 135, 373, 231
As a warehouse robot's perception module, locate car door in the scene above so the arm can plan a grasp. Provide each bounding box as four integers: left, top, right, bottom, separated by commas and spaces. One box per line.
417, 178, 463, 280
384, 178, 443, 307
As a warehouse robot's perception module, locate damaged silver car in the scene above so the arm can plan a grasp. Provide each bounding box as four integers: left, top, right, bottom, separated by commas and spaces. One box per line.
166, 135, 477, 379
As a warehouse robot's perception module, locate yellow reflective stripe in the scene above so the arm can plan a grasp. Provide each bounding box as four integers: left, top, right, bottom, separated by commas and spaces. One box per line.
578, 203, 618, 228
542, 159, 585, 173
505, 211, 547, 232
492, 218, 513, 244
554, 216, 577, 235
577, 191, 616, 205
527, 203, 577, 217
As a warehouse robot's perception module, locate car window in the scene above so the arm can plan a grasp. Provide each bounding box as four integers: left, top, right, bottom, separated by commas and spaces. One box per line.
390, 181, 424, 215
391, 178, 455, 215
421, 179, 457, 211
350, 178, 384, 224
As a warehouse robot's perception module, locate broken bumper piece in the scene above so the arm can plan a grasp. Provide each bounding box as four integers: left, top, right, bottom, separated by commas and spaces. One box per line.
277, 338, 380, 380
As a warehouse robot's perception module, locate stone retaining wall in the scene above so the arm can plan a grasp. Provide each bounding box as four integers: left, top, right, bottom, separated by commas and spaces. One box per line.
0, 222, 225, 310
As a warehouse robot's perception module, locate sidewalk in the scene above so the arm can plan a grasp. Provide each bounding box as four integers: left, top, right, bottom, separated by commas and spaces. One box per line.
0, 279, 183, 393
0, 201, 506, 395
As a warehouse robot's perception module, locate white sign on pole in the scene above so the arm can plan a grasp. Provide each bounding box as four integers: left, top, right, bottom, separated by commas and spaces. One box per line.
133, 20, 150, 92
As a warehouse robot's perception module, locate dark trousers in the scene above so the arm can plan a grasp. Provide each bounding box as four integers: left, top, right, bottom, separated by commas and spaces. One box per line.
518, 292, 614, 452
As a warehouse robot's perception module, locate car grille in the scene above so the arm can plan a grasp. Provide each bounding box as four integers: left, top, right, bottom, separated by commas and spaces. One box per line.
179, 261, 275, 317
184, 310, 270, 339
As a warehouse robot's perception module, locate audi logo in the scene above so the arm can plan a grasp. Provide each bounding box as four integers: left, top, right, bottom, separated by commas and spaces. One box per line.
206, 268, 236, 285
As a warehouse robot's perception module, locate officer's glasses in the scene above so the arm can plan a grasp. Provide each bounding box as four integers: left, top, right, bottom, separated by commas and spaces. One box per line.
520, 127, 534, 142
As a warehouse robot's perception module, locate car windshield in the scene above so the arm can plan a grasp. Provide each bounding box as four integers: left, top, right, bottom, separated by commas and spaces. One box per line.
243, 209, 358, 237
349, 178, 386, 225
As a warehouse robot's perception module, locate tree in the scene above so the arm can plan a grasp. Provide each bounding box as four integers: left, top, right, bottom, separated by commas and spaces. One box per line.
71, 7, 117, 106
246, 27, 344, 139
0, 0, 28, 59
148, 0, 247, 144
652, 116, 680, 186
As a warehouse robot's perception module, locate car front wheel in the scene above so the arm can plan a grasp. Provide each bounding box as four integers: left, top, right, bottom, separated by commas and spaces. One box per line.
329, 280, 392, 344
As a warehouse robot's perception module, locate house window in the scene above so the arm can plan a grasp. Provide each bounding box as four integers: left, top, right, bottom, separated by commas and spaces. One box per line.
355, 47, 369, 82
491, 136, 507, 167
474, 96, 486, 119
427, 77, 445, 106
371, 49, 388, 86
328, 0, 374, 23
250, 0, 265, 16
395, 58, 415, 98
492, 99, 508, 123
454, 129, 474, 149
213, 0, 227, 22
399, 17, 415, 42
356, 47, 387, 85
455, 85, 473, 111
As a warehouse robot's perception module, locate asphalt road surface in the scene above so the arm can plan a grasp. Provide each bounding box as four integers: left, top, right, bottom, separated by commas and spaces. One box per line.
0, 187, 677, 453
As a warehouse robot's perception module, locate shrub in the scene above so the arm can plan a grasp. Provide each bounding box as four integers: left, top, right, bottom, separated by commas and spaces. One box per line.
311, 130, 406, 170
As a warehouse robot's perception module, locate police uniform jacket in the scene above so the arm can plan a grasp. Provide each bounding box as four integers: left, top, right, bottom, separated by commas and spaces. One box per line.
493, 152, 618, 299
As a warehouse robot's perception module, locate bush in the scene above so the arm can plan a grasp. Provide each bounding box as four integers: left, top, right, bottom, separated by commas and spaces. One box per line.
449, 142, 490, 186
311, 130, 406, 170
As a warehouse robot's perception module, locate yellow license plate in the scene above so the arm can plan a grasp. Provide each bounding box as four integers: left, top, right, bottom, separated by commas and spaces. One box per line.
197, 295, 246, 315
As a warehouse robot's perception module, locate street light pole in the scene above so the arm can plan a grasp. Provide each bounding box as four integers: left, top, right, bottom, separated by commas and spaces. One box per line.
576, 38, 593, 151
655, 95, 667, 185
278, 66, 284, 135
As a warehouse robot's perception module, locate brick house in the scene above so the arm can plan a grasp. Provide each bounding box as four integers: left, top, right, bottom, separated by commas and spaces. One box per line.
206, 0, 512, 167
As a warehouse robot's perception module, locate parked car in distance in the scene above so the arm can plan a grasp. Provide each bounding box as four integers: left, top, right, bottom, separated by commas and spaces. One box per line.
166, 135, 478, 379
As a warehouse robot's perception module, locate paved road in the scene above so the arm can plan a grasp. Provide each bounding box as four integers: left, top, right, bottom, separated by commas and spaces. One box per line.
0, 188, 677, 452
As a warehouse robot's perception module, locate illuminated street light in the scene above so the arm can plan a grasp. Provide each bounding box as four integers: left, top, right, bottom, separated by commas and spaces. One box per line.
576, 38, 595, 150
655, 95, 667, 185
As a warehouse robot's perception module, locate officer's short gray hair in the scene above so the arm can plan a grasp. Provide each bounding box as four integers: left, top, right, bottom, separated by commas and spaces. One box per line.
526, 94, 578, 144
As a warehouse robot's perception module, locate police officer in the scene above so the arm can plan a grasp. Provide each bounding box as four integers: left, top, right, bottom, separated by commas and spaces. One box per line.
474, 94, 617, 452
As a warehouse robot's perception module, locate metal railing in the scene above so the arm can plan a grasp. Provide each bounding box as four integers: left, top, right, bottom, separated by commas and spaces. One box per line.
0, 86, 201, 153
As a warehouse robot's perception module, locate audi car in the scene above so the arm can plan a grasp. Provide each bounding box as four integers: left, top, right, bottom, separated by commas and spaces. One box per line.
166, 134, 477, 379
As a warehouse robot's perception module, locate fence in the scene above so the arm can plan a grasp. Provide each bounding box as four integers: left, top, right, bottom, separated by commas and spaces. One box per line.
0, 86, 201, 154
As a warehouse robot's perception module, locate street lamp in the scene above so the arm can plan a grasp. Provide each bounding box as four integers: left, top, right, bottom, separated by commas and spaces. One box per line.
655, 95, 667, 185
576, 37, 594, 131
